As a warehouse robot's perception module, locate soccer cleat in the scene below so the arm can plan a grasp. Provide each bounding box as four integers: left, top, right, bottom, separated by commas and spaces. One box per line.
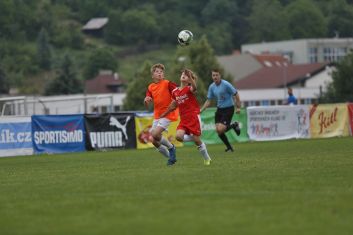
231, 122, 241, 136
167, 159, 177, 166
204, 159, 211, 166
225, 147, 234, 152
168, 144, 177, 162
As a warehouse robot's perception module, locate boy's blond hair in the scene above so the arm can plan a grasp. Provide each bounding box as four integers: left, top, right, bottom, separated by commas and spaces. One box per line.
151, 63, 165, 74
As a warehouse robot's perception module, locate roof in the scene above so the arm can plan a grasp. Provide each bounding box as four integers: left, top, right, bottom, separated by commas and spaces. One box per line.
217, 54, 262, 81
254, 54, 289, 67
85, 72, 125, 94
234, 63, 328, 89
82, 17, 109, 30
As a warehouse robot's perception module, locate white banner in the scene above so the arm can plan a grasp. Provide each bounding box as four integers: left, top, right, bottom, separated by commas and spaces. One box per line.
247, 105, 310, 141
0, 116, 33, 157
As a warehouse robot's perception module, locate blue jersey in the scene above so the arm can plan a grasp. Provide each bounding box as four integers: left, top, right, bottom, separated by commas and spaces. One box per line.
287, 95, 297, 105
207, 80, 237, 108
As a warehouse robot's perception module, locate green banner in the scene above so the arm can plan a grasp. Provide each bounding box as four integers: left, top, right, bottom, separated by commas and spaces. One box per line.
185, 108, 249, 145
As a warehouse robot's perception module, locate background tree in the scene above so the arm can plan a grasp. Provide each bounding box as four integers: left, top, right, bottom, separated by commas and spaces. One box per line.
123, 61, 153, 111
320, 51, 353, 103
285, 0, 327, 39
45, 54, 82, 95
36, 28, 52, 70
83, 48, 118, 80
327, 0, 353, 38
0, 64, 9, 94
248, 0, 290, 42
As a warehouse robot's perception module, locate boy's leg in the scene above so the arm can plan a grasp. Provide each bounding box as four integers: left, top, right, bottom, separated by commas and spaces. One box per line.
194, 136, 211, 165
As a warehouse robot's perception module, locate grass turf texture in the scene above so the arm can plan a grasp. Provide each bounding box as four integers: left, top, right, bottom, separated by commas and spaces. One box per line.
0, 137, 352, 235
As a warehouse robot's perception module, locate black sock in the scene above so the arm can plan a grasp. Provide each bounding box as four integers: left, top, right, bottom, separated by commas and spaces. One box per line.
218, 133, 232, 149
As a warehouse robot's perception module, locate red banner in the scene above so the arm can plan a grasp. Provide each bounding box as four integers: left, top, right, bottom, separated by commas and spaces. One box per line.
348, 103, 353, 136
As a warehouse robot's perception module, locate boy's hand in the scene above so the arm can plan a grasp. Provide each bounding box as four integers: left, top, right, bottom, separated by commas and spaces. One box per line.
144, 96, 152, 104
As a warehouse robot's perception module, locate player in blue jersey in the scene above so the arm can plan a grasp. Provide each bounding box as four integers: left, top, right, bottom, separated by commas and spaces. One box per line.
200, 69, 241, 152
286, 87, 298, 105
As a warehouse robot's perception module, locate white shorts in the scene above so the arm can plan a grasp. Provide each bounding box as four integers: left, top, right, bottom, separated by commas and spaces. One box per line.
151, 118, 172, 132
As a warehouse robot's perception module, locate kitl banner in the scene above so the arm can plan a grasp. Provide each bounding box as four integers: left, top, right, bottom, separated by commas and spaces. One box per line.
310, 103, 350, 138
85, 113, 136, 150
247, 105, 310, 141
0, 116, 33, 157
134, 113, 182, 149
32, 115, 86, 154
198, 107, 249, 145
348, 103, 353, 136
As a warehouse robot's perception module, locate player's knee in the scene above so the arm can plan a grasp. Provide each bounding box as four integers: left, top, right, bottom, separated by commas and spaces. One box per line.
176, 135, 184, 142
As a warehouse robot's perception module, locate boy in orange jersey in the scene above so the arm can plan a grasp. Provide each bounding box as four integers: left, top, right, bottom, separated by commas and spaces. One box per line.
160, 69, 212, 166
144, 63, 178, 166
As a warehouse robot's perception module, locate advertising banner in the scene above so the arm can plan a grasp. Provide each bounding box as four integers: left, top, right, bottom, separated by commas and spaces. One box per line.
85, 113, 136, 150
348, 103, 353, 136
247, 105, 310, 141
32, 115, 85, 154
198, 108, 249, 145
134, 113, 182, 149
310, 103, 350, 138
0, 116, 33, 157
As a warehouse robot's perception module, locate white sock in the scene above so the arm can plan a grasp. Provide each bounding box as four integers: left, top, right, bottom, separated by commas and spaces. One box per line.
160, 136, 173, 149
198, 142, 211, 161
183, 134, 194, 142
157, 145, 170, 158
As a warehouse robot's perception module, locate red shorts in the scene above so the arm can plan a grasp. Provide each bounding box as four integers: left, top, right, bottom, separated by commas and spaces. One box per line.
177, 113, 201, 136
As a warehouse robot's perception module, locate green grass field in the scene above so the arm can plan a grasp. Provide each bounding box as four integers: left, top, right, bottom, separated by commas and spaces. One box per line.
1, 137, 353, 235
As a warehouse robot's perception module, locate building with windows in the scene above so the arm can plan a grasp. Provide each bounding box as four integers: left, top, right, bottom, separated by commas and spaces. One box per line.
241, 38, 353, 64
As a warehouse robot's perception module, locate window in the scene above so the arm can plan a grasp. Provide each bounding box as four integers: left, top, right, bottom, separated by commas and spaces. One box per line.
309, 47, 318, 63
261, 100, 270, 106
323, 47, 348, 62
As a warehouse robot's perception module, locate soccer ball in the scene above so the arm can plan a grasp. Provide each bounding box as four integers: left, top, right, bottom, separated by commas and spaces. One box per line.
177, 30, 193, 46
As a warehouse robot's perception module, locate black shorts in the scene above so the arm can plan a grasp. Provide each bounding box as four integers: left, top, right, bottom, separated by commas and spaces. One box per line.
215, 106, 234, 126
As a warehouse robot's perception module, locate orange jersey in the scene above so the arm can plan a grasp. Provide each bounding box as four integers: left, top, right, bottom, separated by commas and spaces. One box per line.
146, 80, 178, 121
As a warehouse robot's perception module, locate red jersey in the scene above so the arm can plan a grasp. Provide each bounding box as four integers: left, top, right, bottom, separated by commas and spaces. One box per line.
146, 79, 178, 121
171, 86, 200, 117
172, 86, 201, 136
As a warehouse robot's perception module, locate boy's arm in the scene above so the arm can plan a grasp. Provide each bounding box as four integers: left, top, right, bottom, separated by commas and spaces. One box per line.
160, 100, 178, 118
188, 77, 197, 93
200, 99, 211, 113
144, 89, 153, 109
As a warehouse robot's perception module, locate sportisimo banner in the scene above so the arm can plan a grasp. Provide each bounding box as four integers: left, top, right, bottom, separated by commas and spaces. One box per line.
247, 105, 310, 141
199, 108, 248, 145
0, 116, 33, 157
310, 103, 350, 138
85, 113, 136, 150
32, 115, 85, 154
134, 113, 182, 149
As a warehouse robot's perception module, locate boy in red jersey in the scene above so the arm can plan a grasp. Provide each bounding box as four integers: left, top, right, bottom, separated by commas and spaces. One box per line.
161, 69, 212, 165
144, 63, 178, 165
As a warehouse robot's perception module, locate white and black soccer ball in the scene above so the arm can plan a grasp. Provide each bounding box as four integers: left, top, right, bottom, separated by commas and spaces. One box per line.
177, 30, 193, 46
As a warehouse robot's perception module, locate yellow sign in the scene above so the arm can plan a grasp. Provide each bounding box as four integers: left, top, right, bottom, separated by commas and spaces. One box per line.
310, 103, 350, 138
135, 114, 183, 149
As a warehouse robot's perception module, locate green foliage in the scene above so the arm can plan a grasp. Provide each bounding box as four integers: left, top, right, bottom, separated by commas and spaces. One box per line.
327, 0, 353, 38
0, 64, 9, 94
83, 48, 118, 80
36, 28, 52, 70
123, 61, 153, 111
320, 52, 353, 103
105, 6, 159, 45
248, 0, 290, 42
45, 54, 82, 95
285, 0, 327, 39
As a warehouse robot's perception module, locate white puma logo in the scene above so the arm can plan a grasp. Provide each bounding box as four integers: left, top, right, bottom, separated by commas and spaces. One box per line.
109, 116, 131, 140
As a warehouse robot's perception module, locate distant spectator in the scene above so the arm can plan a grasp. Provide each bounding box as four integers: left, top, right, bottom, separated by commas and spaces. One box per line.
286, 87, 298, 105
